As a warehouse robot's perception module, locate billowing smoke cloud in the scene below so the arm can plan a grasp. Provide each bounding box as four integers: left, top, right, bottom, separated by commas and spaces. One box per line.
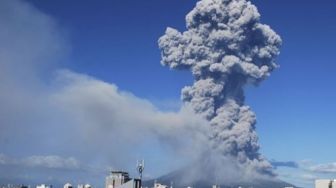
0, 0, 209, 185
159, 0, 281, 182
0, 0, 282, 186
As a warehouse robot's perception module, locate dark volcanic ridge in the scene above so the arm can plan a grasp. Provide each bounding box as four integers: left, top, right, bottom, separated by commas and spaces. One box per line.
143, 168, 297, 188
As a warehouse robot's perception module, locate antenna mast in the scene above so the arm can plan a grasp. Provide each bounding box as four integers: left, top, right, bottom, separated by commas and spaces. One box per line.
136, 160, 145, 180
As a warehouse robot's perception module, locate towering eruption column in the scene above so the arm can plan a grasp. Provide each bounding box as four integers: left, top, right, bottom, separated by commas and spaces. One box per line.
159, 0, 281, 176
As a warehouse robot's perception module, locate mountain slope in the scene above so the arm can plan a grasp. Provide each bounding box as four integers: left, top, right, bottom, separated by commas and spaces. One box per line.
143, 168, 297, 188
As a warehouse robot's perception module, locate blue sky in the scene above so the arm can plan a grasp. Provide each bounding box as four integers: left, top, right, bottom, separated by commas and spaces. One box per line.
26, 0, 336, 160
1, 0, 336, 188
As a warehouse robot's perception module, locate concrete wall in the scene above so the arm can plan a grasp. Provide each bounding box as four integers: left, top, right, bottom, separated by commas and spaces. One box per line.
116, 179, 141, 188
315, 179, 333, 188
106, 172, 130, 188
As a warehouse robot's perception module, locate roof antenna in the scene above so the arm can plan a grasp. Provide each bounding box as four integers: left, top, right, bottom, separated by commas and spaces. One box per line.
136, 160, 145, 180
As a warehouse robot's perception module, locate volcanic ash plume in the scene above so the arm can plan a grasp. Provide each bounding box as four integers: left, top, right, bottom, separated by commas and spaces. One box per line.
159, 0, 282, 177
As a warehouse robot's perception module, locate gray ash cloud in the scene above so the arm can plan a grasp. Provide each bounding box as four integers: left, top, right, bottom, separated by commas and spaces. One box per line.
159, 0, 282, 181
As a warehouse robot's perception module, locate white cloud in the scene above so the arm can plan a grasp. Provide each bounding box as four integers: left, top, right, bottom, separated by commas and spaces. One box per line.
307, 162, 336, 173
50, 69, 210, 162
0, 154, 11, 165
0, 66, 210, 183
275, 160, 336, 188
301, 174, 318, 181
23, 155, 81, 170
0, 154, 81, 170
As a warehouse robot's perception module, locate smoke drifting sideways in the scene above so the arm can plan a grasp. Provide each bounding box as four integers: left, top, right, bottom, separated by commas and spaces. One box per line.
159, 0, 282, 184
0, 0, 211, 184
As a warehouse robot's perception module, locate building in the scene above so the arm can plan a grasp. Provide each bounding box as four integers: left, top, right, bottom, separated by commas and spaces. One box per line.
212, 185, 220, 188
106, 171, 131, 188
116, 179, 141, 188
106, 171, 141, 188
315, 179, 336, 188
84, 184, 91, 188
154, 183, 168, 188
36, 185, 52, 188
78, 184, 91, 188
64, 183, 73, 188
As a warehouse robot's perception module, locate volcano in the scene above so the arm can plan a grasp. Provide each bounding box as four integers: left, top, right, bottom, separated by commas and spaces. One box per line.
143, 168, 297, 188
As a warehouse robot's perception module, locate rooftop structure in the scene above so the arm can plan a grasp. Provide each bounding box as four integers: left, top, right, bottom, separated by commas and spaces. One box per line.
315, 179, 336, 188
106, 171, 130, 188
106, 171, 140, 188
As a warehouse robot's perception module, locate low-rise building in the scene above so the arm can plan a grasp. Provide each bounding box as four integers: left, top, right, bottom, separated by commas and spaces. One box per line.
105, 171, 140, 188
78, 184, 91, 188
315, 179, 336, 188
64, 183, 72, 188
36, 184, 52, 188
154, 183, 168, 188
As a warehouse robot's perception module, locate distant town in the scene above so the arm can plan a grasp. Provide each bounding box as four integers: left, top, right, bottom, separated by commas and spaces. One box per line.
0, 161, 335, 188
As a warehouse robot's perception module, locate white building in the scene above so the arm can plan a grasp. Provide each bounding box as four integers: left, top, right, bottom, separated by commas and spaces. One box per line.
84, 184, 91, 188
36, 185, 51, 188
78, 184, 91, 188
212, 185, 220, 188
64, 183, 73, 188
154, 183, 168, 188
315, 179, 336, 188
